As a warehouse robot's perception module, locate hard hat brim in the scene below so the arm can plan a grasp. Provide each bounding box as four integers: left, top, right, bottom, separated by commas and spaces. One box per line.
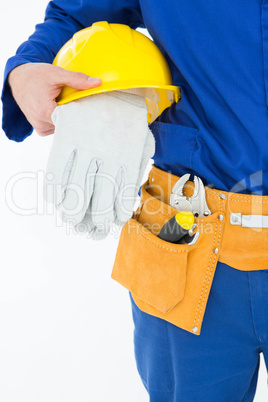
56, 81, 180, 123
56, 81, 180, 105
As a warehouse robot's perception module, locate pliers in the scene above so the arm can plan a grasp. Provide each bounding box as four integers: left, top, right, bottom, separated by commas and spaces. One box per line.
170, 174, 211, 218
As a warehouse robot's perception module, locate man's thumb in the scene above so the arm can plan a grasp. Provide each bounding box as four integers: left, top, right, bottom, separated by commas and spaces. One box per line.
60, 70, 102, 89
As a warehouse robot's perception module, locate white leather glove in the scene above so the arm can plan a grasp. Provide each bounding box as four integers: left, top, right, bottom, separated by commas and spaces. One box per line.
45, 91, 155, 239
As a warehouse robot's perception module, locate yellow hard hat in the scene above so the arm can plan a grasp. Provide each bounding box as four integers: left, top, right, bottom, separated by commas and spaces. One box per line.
53, 21, 180, 122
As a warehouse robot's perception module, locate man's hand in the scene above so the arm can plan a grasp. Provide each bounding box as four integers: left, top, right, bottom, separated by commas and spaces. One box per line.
8, 63, 102, 136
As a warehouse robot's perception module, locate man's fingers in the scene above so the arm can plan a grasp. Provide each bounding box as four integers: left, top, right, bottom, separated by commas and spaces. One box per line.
35, 122, 55, 136
56, 69, 102, 89
8, 63, 102, 139
30, 99, 57, 131
46, 100, 58, 124
36, 129, 55, 137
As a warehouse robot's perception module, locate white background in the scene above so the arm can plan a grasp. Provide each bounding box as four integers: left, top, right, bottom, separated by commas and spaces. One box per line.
0, 1, 268, 401
0, 1, 148, 401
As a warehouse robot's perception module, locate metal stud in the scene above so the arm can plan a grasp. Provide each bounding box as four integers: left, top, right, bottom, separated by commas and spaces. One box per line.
151, 176, 154, 182
218, 214, 224, 221
213, 247, 219, 254
220, 193, 226, 200
231, 215, 238, 223
192, 326, 198, 333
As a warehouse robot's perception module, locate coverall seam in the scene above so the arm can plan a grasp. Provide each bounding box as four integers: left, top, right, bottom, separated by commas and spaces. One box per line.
190, 134, 199, 170
163, 319, 175, 393
150, 121, 198, 135
247, 271, 264, 348
139, 320, 175, 393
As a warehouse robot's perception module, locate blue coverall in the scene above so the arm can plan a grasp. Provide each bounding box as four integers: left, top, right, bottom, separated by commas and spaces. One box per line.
2, 1, 268, 400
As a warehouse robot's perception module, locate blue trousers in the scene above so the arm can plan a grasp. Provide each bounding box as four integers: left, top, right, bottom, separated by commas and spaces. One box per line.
130, 262, 268, 401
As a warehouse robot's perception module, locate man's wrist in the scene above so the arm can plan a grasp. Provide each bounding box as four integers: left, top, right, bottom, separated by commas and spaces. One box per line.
8, 64, 28, 88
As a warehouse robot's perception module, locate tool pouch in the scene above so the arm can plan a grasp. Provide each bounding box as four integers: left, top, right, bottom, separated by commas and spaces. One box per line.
112, 167, 227, 335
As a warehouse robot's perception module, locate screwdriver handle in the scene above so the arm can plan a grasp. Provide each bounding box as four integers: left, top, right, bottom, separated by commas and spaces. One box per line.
157, 211, 194, 243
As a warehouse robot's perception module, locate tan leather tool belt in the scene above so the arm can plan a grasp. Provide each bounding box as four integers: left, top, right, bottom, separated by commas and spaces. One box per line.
112, 165, 268, 335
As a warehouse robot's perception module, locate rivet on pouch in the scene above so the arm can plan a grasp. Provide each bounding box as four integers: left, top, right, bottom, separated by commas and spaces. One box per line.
151, 176, 155, 182
231, 215, 239, 223
218, 214, 224, 221
220, 193, 226, 200
192, 326, 198, 333
213, 247, 219, 254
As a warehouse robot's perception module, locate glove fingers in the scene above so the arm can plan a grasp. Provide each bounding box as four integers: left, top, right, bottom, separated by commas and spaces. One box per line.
114, 128, 155, 224
114, 168, 138, 224
74, 212, 110, 240
73, 208, 95, 234
60, 156, 98, 225
90, 226, 110, 240
136, 127, 155, 186
91, 166, 117, 234
45, 149, 76, 205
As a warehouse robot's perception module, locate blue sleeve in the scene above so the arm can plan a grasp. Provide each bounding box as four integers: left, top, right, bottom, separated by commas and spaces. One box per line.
1, 0, 144, 142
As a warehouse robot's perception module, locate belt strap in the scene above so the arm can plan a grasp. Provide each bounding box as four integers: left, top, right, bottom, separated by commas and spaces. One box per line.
230, 213, 268, 228
147, 165, 268, 271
